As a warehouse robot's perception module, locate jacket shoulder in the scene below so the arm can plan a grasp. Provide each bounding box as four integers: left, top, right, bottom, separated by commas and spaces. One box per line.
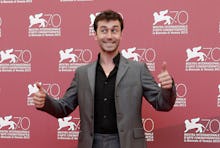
121, 55, 145, 67
75, 61, 97, 72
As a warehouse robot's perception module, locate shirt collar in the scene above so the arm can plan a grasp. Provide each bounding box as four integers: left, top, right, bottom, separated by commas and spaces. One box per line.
97, 52, 120, 67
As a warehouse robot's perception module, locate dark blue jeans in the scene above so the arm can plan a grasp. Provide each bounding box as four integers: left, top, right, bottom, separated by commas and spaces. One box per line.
92, 133, 120, 148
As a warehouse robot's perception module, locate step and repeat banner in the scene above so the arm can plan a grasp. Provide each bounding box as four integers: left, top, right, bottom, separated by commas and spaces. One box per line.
0, 0, 220, 148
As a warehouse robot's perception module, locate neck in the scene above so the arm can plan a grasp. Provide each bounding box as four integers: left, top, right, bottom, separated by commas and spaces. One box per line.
100, 51, 118, 65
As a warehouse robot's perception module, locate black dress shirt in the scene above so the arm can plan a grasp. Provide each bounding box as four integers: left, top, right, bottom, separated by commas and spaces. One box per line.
94, 53, 120, 134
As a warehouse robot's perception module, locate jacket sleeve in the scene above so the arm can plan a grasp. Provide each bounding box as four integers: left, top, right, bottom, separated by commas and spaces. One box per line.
38, 69, 79, 118
141, 63, 176, 111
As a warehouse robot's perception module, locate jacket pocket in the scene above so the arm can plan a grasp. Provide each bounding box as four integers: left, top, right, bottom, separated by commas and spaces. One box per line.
78, 131, 90, 141
133, 128, 145, 138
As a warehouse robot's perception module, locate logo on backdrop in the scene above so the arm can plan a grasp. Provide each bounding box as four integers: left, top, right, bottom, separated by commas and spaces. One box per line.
217, 84, 220, 107
89, 12, 100, 36
121, 47, 156, 71
185, 46, 220, 71
184, 117, 220, 143
142, 118, 154, 142
0, 48, 32, 72
57, 116, 80, 140
174, 83, 187, 107
59, 48, 93, 72
152, 9, 189, 35
0, 115, 30, 139
28, 13, 61, 37
27, 82, 61, 106
0, 0, 32, 3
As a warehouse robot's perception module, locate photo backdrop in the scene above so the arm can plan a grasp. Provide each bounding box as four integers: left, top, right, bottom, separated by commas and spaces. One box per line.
0, 0, 219, 148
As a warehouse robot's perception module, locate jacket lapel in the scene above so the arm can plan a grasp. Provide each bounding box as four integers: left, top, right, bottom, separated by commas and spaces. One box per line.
87, 61, 97, 97
87, 55, 128, 95
115, 56, 129, 87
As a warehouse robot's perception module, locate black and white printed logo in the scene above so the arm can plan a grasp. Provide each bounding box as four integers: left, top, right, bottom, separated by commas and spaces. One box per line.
28, 13, 61, 37
184, 117, 220, 143
59, 48, 93, 72
57, 116, 80, 140
152, 9, 189, 35
217, 84, 220, 107
121, 47, 156, 71
185, 46, 220, 71
0, 0, 32, 3
142, 118, 154, 141
89, 12, 100, 36
0, 115, 30, 139
174, 83, 187, 107
0, 48, 32, 72
27, 82, 61, 106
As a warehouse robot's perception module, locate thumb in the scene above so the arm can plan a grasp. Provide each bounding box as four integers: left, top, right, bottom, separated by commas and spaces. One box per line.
36, 82, 44, 92
161, 61, 167, 72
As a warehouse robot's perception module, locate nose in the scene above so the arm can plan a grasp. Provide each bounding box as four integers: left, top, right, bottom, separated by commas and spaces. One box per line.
106, 31, 113, 39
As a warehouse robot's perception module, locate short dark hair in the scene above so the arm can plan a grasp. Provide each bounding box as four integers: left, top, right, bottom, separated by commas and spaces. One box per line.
93, 10, 124, 32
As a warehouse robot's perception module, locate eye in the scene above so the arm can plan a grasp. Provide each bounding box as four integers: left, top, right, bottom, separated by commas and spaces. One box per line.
101, 29, 107, 33
112, 28, 119, 33
112, 29, 116, 33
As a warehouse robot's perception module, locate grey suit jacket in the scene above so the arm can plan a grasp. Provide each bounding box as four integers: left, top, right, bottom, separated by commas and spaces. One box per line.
40, 55, 176, 148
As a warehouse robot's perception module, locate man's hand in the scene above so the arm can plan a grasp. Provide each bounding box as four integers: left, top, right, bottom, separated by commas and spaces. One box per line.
157, 62, 173, 89
33, 82, 46, 108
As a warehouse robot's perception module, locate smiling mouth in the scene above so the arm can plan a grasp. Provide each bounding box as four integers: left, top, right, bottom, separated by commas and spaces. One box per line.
104, 43, 115, 48
103, 41, 115, 45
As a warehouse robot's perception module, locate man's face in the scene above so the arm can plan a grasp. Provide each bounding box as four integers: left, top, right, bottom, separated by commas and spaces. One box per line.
94, 20, 122, 53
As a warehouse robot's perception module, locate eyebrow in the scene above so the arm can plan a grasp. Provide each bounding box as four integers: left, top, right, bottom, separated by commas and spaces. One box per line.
99, 25, 120, 29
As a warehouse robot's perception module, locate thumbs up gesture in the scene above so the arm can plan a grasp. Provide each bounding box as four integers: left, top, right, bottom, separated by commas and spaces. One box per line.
157, 62, 173, 89
33, 82, 46, 108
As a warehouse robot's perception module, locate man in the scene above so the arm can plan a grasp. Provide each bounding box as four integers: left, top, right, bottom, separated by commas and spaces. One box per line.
33, 10, 176, 148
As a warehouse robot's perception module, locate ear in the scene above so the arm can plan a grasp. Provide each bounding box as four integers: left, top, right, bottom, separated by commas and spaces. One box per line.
94, 32, 98, 40
119, 32, 123, 40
